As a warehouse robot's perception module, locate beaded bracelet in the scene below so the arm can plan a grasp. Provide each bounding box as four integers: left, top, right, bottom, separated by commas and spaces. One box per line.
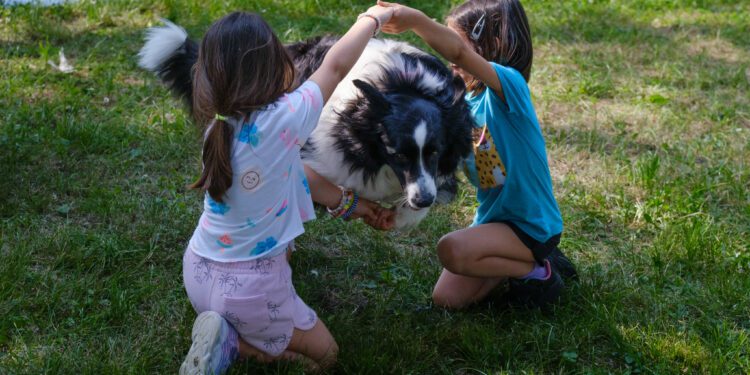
340, 192, 359, 220
327, 186, 351, 217
327, 186, 347, 214
336, 191, 355, 218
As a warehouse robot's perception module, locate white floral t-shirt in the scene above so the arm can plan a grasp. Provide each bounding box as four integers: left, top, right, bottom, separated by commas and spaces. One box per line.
188, 81, 324, 262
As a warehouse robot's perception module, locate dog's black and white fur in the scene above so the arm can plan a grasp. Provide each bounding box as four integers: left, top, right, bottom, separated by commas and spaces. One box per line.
138, 20, 473, 228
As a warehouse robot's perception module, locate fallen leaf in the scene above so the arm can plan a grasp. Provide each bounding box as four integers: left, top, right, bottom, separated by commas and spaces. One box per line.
56, 204, 72, 215
48, 47, 74, 73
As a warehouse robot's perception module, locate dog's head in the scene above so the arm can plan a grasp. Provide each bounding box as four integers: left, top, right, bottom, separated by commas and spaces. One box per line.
336, 54, 473, 210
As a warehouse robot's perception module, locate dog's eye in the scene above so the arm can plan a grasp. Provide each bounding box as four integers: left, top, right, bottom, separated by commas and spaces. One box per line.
394, 153, 408, 162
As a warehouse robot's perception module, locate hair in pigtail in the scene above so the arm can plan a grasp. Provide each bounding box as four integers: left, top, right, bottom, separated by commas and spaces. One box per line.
191, 115, 234, 202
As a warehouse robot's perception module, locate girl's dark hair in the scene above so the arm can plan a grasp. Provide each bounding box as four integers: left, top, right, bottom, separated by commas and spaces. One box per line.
447, 0, 533, 93
190, 12, 296, 202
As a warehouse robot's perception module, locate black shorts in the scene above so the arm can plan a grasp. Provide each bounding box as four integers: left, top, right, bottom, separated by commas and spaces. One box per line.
503, 221, 560, 265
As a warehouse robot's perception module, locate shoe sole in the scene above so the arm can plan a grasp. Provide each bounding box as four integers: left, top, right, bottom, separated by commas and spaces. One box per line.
180, 311, 223, 375
505, 261, 565, 309
506, 278, 564, 309
551, 257, 578, 280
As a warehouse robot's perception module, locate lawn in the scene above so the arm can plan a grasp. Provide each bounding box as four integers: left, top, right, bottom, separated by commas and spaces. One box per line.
1, 0, 748, 373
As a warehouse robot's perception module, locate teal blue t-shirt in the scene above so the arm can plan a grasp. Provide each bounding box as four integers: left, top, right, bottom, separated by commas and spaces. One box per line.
463, 63, 562, 243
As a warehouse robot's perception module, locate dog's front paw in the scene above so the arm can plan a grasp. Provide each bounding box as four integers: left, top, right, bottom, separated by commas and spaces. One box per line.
435, 175, 458, 204
394, 204, 430, 229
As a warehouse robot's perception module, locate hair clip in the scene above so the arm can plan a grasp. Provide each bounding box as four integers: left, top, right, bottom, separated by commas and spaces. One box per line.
214, 114, 228, 121
470, 12, 486, 41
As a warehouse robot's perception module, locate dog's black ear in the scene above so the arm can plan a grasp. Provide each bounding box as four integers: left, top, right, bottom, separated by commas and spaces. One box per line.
353, 79, 390, 110
451, 74, 467, 105
437, 75, 473, 177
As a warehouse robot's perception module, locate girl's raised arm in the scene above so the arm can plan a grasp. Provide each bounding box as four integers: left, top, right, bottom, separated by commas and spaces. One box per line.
308, 6, 393, 102
377, 1, 505, 101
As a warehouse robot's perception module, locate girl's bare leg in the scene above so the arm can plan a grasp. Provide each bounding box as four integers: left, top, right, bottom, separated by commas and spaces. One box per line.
432, 269, 505, 309
236, 319, 337, 372
286, 319, 338, 370
432, 222, 536, 308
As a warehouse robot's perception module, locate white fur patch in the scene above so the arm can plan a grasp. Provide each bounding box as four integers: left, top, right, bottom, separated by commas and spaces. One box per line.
404, 122, 436, 208
138, 19, 187, 71
417, 69, 446, 93
414, 122, 427, 149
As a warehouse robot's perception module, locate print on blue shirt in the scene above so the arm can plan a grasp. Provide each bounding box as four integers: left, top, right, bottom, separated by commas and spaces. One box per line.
250, 237, 278, 256
300, 171, 310, 194
238, 122, 262, 146
275, 200, 288, 217
207, 195, 230, 215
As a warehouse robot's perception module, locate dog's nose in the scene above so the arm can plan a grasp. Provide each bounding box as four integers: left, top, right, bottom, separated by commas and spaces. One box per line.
410, 192, 435, 208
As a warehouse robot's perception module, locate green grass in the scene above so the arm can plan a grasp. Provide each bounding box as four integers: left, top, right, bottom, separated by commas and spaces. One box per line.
1, 0, 749, 373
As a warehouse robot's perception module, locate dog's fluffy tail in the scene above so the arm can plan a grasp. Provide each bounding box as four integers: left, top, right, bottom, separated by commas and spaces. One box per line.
138, 19, 197, 108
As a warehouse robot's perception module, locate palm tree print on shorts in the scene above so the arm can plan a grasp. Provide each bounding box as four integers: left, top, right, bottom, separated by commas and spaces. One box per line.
263, 333, 291, 352
221, 311, 247, 330
218, 273, 243, 296
250, 258, 275, 275
193, 257, 213, 284
267, 301, 281, 321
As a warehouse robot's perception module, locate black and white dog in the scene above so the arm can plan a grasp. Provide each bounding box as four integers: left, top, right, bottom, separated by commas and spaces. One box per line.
138, 20, 473, 228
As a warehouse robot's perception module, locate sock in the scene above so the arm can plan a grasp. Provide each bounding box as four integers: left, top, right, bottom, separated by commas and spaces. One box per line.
519, 261, 550, 281
212, 319, 238, 374
222, 323, 239, 362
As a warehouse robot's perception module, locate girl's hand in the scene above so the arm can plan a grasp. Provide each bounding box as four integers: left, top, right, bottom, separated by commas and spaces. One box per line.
364, 3, 395, 27
376, 0, 426, 34
350, 198, 396, 230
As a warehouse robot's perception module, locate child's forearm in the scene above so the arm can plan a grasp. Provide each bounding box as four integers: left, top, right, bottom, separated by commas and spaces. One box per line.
309, 13, 385, 101
304, 164, 342, 209
408, 10, 503, 96
411, 13, 468, 65
322, 17, 379, 83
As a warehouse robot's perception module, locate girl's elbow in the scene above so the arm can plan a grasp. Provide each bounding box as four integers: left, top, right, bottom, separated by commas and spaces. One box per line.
451, 45, 471, 66
441, 44, 466, 68
449, 46, 465, 63
324, 62, 348, 86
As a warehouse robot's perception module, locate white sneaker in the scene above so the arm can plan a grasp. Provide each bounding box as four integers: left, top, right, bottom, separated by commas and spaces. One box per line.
179, 311, 238, 375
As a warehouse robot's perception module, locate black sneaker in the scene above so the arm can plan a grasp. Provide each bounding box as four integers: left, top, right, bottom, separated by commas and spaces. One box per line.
505, 260, 564, 309
548, 247, 578, 280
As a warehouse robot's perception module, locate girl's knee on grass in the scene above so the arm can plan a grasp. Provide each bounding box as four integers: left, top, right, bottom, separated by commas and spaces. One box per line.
432, 282, 472, 309
237, 323, 338, 371
432, 268, 505, 309
287, 322, 339, 370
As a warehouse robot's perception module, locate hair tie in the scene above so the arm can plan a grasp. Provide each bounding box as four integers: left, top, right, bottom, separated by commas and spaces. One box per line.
470, 12, 486, 41
214, 114, 228, 121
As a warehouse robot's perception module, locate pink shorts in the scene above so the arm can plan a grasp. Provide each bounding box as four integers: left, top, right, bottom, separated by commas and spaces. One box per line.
182, 247, 318, 356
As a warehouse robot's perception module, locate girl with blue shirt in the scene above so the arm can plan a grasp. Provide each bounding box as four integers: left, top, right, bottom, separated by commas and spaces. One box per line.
378, 0, 577, 309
